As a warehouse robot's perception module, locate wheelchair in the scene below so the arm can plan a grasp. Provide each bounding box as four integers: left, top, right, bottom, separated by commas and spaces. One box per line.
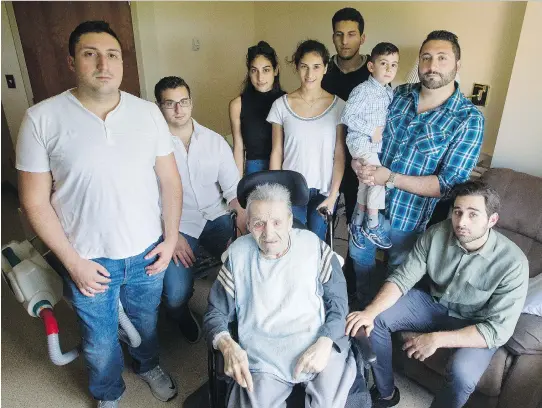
184, 170, 376, 408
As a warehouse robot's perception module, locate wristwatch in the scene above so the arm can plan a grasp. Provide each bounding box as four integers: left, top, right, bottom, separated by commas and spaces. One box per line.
386, 172, 397, 189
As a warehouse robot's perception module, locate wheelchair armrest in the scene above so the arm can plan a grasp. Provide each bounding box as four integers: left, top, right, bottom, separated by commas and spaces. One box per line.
209, 346, 229, 379
208, 345, 231, 408
352, 330, 377, 365
215, 349, 226, 377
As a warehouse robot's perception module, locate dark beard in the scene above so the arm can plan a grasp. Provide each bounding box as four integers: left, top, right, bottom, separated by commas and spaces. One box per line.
420, 68, 456, 89
456, 229, 487, 244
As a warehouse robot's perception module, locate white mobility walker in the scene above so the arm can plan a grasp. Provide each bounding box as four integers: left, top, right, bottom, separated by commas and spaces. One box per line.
1, 237, 142, 366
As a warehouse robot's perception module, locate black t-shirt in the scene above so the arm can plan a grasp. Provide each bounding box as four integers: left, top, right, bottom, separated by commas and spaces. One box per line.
322, 55, 371, 101
240, 87, 286, 160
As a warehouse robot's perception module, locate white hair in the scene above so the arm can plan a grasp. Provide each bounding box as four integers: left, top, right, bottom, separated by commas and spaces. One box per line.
246, 183, 292, 216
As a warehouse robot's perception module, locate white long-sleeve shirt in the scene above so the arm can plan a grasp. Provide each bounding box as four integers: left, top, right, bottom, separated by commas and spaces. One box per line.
172, 119, 240, 239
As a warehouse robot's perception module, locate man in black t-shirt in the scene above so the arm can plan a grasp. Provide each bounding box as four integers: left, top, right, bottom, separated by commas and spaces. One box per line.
322, 8, 370, 103
322, 7, 371, 296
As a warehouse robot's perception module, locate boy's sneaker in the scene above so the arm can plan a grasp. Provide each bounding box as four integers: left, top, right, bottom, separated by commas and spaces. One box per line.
97, 401, 119, 408
138, 365, 178, 402
349, 223, 366, 249
179, 306, 202, 344
362, 222, 392, 249
370, 385, 400, 407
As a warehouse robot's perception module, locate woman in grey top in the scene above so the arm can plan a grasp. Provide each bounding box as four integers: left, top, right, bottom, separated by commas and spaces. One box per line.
268, 40, 346, 240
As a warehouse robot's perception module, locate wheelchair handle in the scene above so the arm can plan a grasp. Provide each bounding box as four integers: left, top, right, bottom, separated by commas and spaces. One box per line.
230, 210, 238, 242
317, 206, 332, 222
352, 329, 377, 364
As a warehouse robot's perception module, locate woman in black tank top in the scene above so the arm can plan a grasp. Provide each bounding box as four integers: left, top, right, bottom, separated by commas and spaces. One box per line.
229, 41, 285, 176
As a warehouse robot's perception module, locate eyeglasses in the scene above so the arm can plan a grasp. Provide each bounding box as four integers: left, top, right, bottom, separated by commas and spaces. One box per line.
161, 98, 192, 109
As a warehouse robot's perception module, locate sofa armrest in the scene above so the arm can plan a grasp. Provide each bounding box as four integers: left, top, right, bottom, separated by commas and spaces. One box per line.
497, 354, 542, 408
505, 314, 542, 355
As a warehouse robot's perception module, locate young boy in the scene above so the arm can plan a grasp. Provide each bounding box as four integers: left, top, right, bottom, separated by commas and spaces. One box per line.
341, 42, 399, 249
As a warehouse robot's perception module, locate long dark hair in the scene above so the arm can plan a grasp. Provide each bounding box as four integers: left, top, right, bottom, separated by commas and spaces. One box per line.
241, 41, 283, 94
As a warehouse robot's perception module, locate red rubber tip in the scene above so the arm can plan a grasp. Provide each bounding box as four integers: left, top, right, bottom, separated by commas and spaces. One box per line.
40, 308, 59, 335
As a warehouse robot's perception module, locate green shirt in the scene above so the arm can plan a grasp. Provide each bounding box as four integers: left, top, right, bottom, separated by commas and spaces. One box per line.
387, 219, 529, 349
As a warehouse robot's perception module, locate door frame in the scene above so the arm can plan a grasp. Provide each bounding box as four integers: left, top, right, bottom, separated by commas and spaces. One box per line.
4, 2, 33, 107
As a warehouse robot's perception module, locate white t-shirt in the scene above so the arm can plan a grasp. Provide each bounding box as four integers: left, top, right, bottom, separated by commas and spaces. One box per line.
267, 95, 345, 196
172, 119, 239, 239
16, 90, 173, 260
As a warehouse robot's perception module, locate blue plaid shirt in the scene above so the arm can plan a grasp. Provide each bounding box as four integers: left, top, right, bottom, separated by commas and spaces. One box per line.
381, 82, 484, 232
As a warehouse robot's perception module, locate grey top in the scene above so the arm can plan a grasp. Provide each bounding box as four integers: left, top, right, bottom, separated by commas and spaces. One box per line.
204, 229, 349, 382
387, 219, 529, 349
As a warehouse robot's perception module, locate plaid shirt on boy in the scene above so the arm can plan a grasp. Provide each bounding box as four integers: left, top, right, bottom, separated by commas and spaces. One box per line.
381, 82, 484, 232
342, 75, 394, 155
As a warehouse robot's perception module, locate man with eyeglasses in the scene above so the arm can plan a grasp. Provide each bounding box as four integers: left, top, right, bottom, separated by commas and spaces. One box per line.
155, 76, 247, 344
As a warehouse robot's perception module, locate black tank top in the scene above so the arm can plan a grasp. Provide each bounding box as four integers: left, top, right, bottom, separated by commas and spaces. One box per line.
240, 87, 285, 160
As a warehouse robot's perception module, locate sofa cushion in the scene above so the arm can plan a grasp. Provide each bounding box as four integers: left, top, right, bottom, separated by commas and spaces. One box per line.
505, 314, 542, 355
523, 274, 542, 316
396, 331, 511, 397
482, 168, 542, 278
496, 228, 542, 279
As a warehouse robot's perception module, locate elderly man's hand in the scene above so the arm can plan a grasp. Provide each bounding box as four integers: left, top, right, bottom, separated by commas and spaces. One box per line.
218, 336, 254, 392
294, 336, 333, 380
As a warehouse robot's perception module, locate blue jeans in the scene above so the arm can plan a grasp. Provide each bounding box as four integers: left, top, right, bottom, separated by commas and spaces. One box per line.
245, 159, 269, 175
62, 238, 164, 401
163, 214, 233, 320
292, 188, 329, 240
370, 289, 497, 408
349, 213, 421, 307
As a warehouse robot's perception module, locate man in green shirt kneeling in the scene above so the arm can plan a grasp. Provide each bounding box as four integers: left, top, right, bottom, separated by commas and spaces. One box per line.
346, 180, 529, 408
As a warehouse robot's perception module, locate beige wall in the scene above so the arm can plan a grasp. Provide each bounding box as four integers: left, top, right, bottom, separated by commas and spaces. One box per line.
0, 1, 528, 156
254, 1, 526, 155
132, 1, 256, 136
492, 2, 542, 177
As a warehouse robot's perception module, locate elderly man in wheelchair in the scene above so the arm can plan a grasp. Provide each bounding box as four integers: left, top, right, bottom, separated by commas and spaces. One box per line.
204, 177, 362, 408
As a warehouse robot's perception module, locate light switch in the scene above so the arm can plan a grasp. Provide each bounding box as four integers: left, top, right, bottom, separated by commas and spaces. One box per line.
5, 74, 16, 89
471, 83, 489, 107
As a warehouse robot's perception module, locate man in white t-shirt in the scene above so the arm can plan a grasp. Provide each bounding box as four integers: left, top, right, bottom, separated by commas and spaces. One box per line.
154, 76, 247, 344
16, 21, 182, 408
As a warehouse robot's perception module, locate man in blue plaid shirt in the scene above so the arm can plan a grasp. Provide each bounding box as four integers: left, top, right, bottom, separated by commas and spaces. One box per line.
350, 31, 484, 316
